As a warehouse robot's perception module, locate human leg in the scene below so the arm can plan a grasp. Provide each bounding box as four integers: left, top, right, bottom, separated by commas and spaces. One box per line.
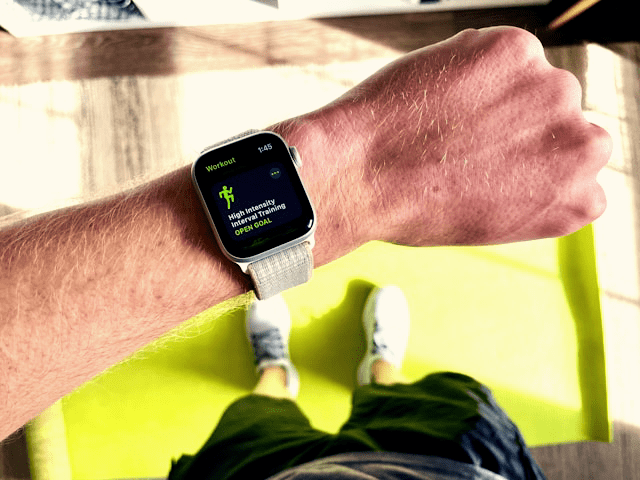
252, 365, 291, 399
169, 295, 324, 480
357, 285, 411, 386
370, 358, 407, 385
340, 286, 546, 479
245, 294, 300, 398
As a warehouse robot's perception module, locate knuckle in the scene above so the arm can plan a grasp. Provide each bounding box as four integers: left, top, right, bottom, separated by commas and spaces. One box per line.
457, 27, 480, 38
574, 123, 613, 169
556, 68, 584, 106
475, 27, 546, 73
575, 183, 607, 224
590, 184, 608, 219
504, 26, 539, 45
448, 28, 481, 47
557, 67, 583, 93
464, 26, 543, 58
587, 124, 613, 165
499, 27, 544, 59
542, 68, 583, 111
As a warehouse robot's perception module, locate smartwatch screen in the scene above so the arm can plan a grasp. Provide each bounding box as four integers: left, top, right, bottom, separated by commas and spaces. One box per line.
192, 132, 315, 260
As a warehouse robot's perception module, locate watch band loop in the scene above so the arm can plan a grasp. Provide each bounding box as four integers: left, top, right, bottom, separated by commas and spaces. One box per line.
247, 242, 313, 300
202, 129, 260, 153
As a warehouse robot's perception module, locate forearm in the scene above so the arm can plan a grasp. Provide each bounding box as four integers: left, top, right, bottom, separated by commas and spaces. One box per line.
0, 165, 251, 438
0, 112, 364, 440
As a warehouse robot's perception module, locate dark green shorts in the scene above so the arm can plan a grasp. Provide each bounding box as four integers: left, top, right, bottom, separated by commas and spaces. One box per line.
169, 372, 546, 480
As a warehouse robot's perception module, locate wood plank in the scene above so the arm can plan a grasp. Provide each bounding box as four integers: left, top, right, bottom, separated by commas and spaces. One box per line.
1, 8, 555, 86
0, 15, 407, 86
620, 422, 640, 480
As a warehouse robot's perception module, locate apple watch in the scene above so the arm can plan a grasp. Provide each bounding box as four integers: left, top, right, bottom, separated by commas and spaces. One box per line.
191, 130, 316, 300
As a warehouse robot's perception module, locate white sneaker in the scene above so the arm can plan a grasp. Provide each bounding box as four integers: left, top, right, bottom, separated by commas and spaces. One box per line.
357, 285, 411, 386
246, 294, 300, 398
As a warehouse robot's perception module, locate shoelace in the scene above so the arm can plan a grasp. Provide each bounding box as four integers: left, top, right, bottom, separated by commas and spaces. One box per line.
372, 322, 389, 357
250, 328, 286, 364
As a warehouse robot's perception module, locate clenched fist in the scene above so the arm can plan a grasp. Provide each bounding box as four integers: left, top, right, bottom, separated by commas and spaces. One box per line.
281, 27, 612, 252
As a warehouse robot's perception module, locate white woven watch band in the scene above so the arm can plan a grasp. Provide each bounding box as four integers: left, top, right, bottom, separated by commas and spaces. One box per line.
247, 242, 313, 300
202, 129, 260, 153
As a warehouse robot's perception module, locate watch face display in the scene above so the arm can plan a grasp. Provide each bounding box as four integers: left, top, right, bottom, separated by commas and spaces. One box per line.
192, 132, 315, 260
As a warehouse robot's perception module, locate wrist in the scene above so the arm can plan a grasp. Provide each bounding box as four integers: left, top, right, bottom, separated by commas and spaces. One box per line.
268, 107, 372, 266
153, 165, 253, 301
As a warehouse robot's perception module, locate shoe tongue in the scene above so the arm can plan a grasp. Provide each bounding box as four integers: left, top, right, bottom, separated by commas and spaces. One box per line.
251, 328, 285, 363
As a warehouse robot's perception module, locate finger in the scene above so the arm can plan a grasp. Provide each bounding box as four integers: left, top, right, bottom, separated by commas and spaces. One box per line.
567, 179, 608, 227
586, 122, 614, 170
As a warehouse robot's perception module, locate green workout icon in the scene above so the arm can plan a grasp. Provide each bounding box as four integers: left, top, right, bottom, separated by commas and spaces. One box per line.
219, 186, 234, 210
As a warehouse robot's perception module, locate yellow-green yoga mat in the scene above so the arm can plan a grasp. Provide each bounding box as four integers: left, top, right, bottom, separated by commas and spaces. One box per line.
42, 226, 609, 479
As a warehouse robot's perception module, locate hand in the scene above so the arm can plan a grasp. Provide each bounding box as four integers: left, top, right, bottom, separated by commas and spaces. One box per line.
296, 27, 612, 249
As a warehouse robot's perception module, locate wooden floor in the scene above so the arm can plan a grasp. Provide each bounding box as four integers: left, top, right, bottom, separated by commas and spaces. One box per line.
1, 4, 640, 480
